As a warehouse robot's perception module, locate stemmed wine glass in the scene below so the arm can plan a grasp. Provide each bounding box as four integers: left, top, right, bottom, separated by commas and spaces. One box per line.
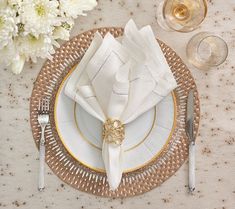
156, 0, 207, 32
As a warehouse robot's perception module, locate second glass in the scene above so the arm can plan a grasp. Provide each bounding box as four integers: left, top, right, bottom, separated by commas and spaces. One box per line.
186, 32, 228, 70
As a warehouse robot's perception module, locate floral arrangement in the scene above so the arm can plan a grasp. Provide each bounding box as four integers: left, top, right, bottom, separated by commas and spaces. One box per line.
0, 0, 97, 74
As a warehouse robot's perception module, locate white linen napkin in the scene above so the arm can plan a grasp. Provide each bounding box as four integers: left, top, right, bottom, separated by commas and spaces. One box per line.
64, 19, 177, 190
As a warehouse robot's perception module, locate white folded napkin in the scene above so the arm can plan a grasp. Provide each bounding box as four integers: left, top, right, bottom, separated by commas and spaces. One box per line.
64, 19, 177, 190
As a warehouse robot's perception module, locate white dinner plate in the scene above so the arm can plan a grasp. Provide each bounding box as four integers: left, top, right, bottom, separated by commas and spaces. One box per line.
54, 70, 177, 172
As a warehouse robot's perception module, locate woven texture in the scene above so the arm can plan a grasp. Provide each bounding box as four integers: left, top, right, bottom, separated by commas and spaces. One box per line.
30, 27, 200, 198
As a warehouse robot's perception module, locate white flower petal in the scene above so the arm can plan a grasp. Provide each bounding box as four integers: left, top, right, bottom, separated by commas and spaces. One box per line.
11, 55, 25, 74
60, 0, 97, 19
0, 42, 16, 66
53, 26, 70, 41
17, 34, 56, 61
0, 0, 7, 9
0, 7, 18, 49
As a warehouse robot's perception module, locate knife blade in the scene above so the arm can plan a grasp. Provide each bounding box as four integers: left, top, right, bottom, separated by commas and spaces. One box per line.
186, 89, 195, 194
186, 89, 195, 142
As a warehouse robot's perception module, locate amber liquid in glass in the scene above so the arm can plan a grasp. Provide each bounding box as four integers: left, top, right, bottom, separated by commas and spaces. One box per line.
172, 4, 190, 21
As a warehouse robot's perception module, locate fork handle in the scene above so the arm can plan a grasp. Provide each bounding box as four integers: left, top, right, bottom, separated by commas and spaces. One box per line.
189, 141, 195, 193
38, 126, 46, 191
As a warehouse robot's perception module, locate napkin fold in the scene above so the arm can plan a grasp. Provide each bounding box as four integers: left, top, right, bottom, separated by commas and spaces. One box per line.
64, 19, 177, 190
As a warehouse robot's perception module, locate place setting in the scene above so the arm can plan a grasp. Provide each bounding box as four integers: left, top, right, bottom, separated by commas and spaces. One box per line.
29, 19, 202, 197
1, 0, 229, 199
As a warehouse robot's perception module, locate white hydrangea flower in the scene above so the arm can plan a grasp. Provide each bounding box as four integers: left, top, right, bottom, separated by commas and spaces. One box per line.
60, 0, 97, 19
0, 7, 18, 49
19, 0, 61, 37
17, 34, 59, 62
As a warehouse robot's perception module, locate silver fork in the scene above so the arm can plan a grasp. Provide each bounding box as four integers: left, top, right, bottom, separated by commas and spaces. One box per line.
37, 98, 50, 191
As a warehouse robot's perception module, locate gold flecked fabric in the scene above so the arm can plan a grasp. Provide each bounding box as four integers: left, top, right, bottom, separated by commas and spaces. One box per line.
30, 27, 200, 197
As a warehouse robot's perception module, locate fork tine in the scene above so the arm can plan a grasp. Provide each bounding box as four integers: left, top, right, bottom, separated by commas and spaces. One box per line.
41, 98, 45, 112
44, 99, 47, 112
38, 99, 41, 111
46, 99, 50, 111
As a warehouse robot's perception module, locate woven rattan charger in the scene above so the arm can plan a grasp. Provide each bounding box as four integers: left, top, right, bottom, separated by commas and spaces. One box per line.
30, 27, 200, 198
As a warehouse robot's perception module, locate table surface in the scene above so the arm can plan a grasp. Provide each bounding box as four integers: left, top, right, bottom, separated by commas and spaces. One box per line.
0, 1, 235, 209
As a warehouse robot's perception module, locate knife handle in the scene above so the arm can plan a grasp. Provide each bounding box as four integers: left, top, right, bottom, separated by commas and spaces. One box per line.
189, 141, 195, 193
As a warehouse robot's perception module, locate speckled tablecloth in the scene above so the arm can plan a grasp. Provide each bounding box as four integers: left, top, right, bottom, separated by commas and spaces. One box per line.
0, 1, 234, 209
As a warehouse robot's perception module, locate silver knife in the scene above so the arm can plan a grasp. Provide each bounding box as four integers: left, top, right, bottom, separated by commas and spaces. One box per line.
186, 89, 195, 194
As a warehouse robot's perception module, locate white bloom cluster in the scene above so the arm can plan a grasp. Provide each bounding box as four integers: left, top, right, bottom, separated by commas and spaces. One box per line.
0, 0, 97, 74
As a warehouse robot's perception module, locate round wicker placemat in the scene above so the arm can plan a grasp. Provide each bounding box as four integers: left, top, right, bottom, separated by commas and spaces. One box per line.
30, 27, 200, 198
